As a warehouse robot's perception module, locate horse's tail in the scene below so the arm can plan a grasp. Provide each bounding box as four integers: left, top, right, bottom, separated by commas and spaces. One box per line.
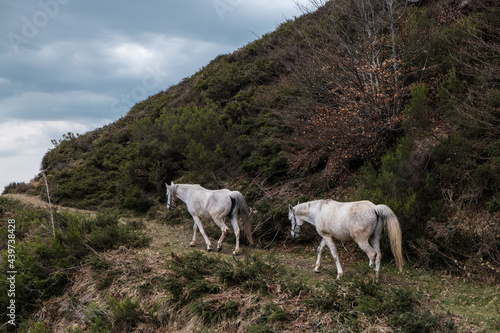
375, 204, 404, 273
230, 192, 254, 245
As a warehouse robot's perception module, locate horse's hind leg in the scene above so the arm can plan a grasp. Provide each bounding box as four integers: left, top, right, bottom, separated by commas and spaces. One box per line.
212, 218, 229, 253
314, 239, 326, 273
230, 216, 240, 255
370, 221, 383, 277
190, 223, 198, 247
369, 234, 382, 277
356, 239, 377, 276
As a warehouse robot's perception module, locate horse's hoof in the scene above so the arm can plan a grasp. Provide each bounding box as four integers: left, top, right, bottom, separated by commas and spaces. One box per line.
313, 269, 321, 274
189, 243, 195, 247
232, 251, 239, 256
207, 248, 212, 252
217, 247, 222, 252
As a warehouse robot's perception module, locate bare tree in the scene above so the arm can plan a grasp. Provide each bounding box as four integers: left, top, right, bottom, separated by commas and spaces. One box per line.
280, 0, 415, 176
41, 168, 55, 238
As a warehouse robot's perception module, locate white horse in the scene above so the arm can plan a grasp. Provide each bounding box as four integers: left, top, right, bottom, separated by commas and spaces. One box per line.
166, 182, 254, 255
289, 200, 403, 279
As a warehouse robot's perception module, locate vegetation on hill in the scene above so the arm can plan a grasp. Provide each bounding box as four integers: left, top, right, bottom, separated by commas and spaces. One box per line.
2, 1, 499, 328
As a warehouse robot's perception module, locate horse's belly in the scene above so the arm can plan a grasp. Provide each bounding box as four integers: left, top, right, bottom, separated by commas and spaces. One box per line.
334, 233, 353, 242
318, 225, 352, 242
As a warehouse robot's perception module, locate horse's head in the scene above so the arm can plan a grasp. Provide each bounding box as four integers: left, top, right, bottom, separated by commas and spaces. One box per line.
166, 182, 177, 210
289, 204, 302, 239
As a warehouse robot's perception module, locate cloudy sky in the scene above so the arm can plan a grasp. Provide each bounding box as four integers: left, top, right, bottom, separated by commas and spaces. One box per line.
0, 0, 309, 190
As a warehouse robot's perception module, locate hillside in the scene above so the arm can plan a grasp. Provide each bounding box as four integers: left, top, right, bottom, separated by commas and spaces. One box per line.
1, 194, 499, 332
3, 0, 500, 318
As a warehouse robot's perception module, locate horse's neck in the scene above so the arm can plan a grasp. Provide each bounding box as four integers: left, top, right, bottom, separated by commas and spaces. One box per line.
296, 201, 323, 225
176, 184, 205, 203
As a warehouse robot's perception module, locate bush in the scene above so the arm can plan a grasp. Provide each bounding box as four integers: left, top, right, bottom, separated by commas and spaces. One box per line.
83, 210, 151, 251
161, 251, 224, 307
356, 135, 421, 229
353, 280, 438, 332
81, 303, 112, 332
404, 84, 430, 134
107, 297, 145, 330
0, 204, 150, 327
217, 252, 283, 293
188, 299, 239, 325
306, 281, 348, 313
2, 182, 35, 195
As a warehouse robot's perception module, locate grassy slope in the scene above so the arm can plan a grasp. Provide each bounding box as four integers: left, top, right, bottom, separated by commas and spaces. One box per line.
1, 195, 498, 332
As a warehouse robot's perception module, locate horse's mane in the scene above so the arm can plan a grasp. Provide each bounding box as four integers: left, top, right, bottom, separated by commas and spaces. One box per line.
296, 200, 331, 215
295, 203, 309, 215
179, 183, 203, 189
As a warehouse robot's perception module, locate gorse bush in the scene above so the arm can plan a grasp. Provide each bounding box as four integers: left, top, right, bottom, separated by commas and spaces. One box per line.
107, 297, 145, 331
357, 136, 418, 223
188, 299, 239, 325
305, 278, 439, 332
217, 252, 283, 293
83, 210, 151, 251
160, 251, 284, 309
160, 251, 224, 307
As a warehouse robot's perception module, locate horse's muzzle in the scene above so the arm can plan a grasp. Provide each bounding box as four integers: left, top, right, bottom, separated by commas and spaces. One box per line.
291, 231, 299, 239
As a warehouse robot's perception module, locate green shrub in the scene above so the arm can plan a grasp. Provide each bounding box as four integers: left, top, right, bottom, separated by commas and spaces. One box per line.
390, 310, 438, 333
240, 140, 289, 182
121, 184, 149, 211
107, 297, 145, 330
84, 210, 151, 251
282, 280, 310, 297
404, 84, 430, 134
217, 252, 282, 293
162, 251, 224, 307
188, 299, 239, 324
353, 280, 438, 332
261, 302, 288, 322
356, 135, 421, 228
1, 182, 35, 195
82, 303, 112, 333
25, 322, 51, 333
306, 282, 344, 312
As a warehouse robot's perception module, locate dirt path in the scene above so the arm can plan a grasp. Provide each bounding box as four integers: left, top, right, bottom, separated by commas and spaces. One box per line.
2, 193, 95, 216
0, 193, 363, 275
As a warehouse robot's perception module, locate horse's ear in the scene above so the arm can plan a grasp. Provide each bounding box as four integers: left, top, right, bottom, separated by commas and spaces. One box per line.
170, 181, 175, 186
288, 205, 293, 212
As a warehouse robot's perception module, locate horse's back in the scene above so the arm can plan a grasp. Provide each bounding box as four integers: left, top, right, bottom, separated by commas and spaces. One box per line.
317, 200, 378, 241
322, 200, 376, 218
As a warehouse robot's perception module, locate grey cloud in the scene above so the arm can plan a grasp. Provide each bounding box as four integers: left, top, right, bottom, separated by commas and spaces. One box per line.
0, 0, 309, 189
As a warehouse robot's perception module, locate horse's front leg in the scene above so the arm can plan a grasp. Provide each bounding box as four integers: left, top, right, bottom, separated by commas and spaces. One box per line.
192, 216, 212, 251
314, 239, 326, 273
323, 236, 343, 279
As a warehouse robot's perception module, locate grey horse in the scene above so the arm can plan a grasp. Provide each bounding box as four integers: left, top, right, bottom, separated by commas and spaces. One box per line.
166, 182, 254, 255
